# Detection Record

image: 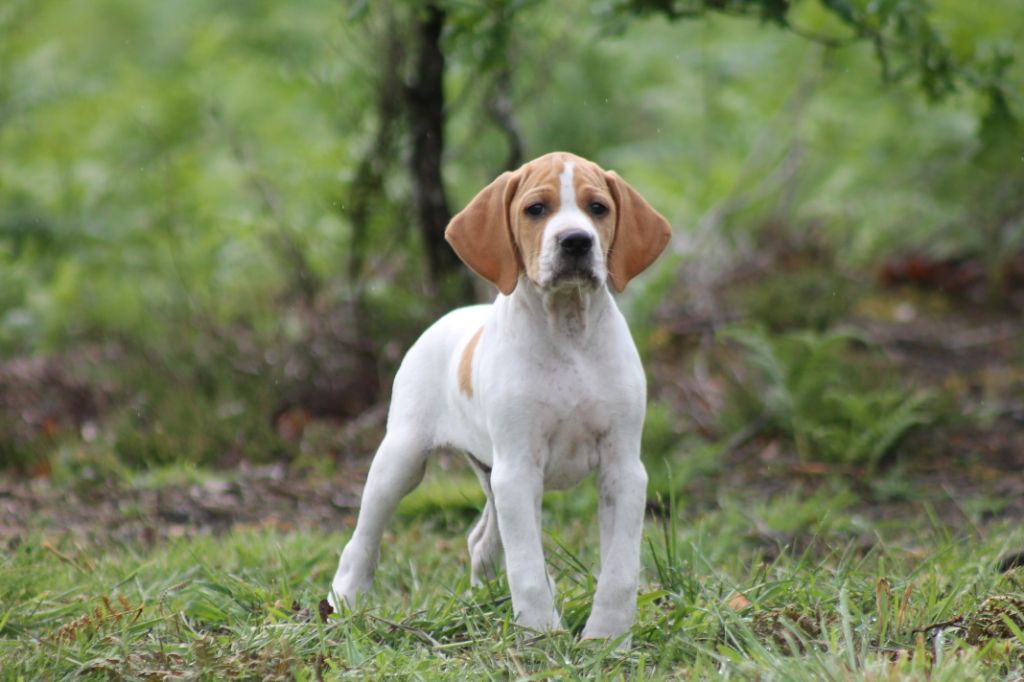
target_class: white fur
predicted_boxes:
[329,161,648,645]
[537,162,607,287]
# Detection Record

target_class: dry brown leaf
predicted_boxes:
[726,592,752,611]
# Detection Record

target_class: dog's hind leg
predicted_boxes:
[329,431,429,609]
[466,454,503,586]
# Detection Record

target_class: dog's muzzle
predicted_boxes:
[550,230,600,285]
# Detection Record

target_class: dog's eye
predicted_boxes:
[525,203,547,217]
[588,202,609,217]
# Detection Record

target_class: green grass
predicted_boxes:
[3,479,1023,679]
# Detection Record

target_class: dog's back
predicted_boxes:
[386,303,492,447]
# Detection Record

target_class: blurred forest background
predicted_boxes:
[2,0,1023,511]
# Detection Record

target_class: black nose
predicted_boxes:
[559,230,593,258]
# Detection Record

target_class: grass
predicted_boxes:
[3,469,1024,680]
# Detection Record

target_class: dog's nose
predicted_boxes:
[559,231,593,258]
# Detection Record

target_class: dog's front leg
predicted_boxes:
[491,456,562,632]
[582,456,648,642]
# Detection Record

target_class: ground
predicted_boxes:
[3,253,1024,679]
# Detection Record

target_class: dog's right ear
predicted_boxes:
[445,171,521,295]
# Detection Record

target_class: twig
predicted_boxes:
[368,614,443,649]
[41,541,88,572]
[784,21,857,49]
[911,615,964,636]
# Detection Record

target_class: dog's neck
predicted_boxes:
[505,277,613,344]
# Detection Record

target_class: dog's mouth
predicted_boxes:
[548,267,601,289]
[534,243,606,291]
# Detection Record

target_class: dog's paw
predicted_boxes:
[579,630,632,651]
[325,587,357,613]
[581,612,634,649]
[327,574,371,612]
[514,606,565,633]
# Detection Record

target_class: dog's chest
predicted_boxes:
[539,408,606,489]
[521,357,626,489]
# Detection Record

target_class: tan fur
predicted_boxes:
[604,170,672,292]
[445,152,670,294]
[445,172,521,295]
[458,326,484,397]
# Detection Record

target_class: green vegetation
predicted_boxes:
[721,326,933,470]
[3,0,1024,677]
[4,0,1021,473]
[3,485,1024,678]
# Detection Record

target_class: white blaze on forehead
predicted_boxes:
[537,159,607,285]
[559,161,576,209]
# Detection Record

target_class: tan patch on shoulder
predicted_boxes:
[458,326,485,398]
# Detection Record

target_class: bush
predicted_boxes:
[720,326,933,470]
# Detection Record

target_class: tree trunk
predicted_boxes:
[406,3,464,290]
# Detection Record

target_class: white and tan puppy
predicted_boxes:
[329,151,671,641]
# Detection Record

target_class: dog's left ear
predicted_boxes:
[445,171,521,295]
[604,171,672,293]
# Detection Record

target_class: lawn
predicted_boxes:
[3,458,1024,679]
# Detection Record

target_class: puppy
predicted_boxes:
[329,151,671,641]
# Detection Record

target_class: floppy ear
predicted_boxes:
[605,170,673,293]
[445,171,521,295]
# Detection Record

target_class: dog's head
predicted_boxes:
[445,152,672,295]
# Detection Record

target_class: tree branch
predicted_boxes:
[486,69,524,172]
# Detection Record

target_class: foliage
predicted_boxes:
[730,263,863,332]
[0,0,1022,475]
[641,400,724,501]
[721,326,934,469]
[608,0,1022,105]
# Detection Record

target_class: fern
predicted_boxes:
[722,326,933,470]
